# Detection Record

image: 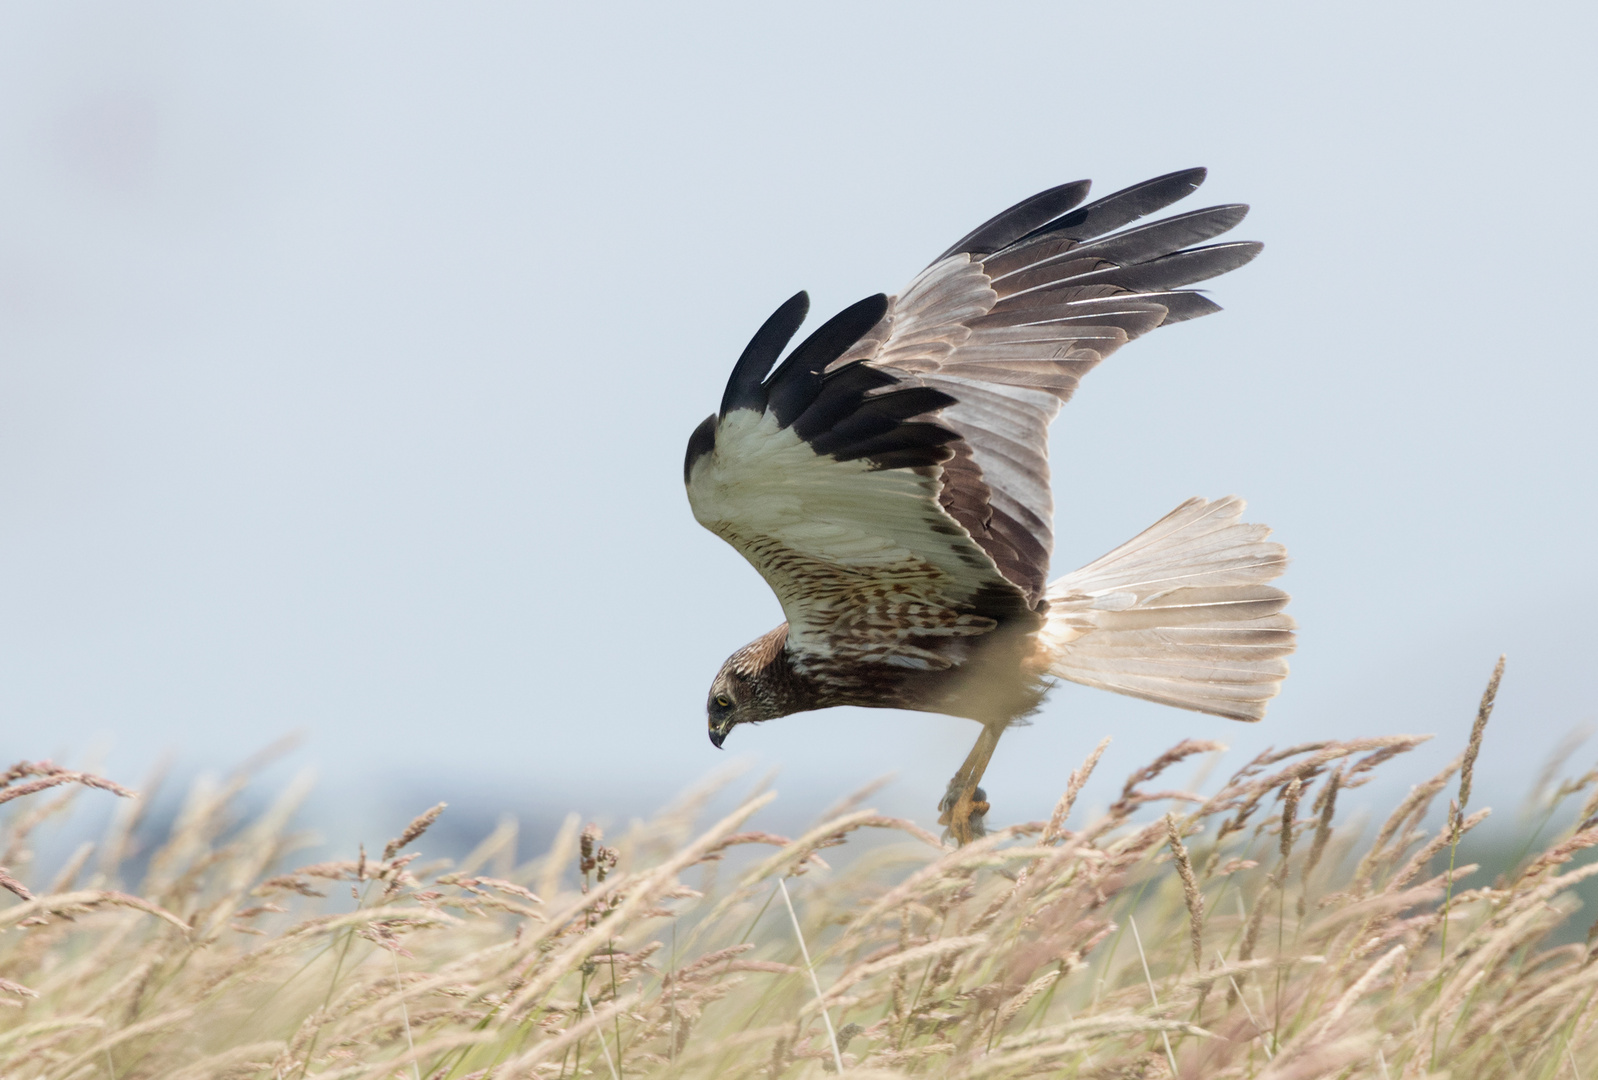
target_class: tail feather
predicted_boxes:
[1042,497,1295,722]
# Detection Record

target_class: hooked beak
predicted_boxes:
[708,725,727,749]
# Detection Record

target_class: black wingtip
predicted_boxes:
[933,178,1094,263]
[1146,166,1208,195]
[1019,167,1211,246]
[764,293,890,428]
[1146,291,1225,324]
[684,413,717,484]
[719,291,810,419]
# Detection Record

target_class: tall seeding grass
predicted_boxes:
[4,659,1598,1078]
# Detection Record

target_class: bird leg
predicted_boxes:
[938,722,1004,845]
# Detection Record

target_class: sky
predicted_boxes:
[2,2,1595,845]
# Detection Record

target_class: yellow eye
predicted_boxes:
[715,695,732,708]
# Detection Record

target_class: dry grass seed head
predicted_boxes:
[1456,655,1506,822]
[384,802,448,862]
[1164,814,1205,971]
[6,718,1598,1080]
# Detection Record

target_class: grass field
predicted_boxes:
[4,659,1598,1079]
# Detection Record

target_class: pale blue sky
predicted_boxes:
[2,2,1594,836]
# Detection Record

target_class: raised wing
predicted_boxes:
[685,169,1259,670]
[832,168,1260,604]
[685,295,1032,673]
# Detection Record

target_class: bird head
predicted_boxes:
[705,671,740,749]
[705,633,798,748]
[706,664,763,748]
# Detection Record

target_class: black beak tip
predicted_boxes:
[709,728,726,749]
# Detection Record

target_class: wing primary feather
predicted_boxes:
[973,290,1221,329]
[827,421,962,466]
[932,179,1093,262]
[805,386,958,454]
[719,290,810,419]
[1143,290,1223,324]
[1052,242,1263,293]
[1044,204,1249,268]
[764,293,890,427]
[789,362,901,441]
[1017,167,1208,245]
[862,445,959,471]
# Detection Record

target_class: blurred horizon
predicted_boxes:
[3,3,1596,843]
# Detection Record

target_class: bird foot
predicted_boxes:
[938,781,989,846]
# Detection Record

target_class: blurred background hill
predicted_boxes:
[2,2,1595,854]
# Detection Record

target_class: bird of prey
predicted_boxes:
[683,168,1295,843]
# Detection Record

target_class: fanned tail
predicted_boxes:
[1041,497,1295,722]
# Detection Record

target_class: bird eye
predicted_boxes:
[715,694,732,708]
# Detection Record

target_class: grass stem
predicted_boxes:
[584,991,621,1080]
[1128,914,1179,1077]
[779,877,845,1074]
